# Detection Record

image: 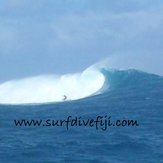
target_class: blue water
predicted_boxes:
[0,69,163,163]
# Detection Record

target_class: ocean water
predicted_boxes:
[0,69,163,163]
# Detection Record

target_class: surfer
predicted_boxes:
[63,95,67,101]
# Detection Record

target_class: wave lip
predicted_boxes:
[0,68,105,105]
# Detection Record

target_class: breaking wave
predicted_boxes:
[0,67,105,104]
[0,60,162,105]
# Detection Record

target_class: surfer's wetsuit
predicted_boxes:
[63,95,67,101]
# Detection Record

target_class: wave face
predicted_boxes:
[101,68,163,90]
[0,67,104,104]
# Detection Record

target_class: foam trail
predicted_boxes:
[0,67,105,104]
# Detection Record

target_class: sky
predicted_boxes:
[0,0,163,81]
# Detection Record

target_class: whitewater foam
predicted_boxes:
[0,67,105,104]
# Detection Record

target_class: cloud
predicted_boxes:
[0,24,19,54]
[0,0,163,80]
[48,7,163,50]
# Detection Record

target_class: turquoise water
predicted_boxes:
[0,69,163,163]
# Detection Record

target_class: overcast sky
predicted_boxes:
[0,0,163,81]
